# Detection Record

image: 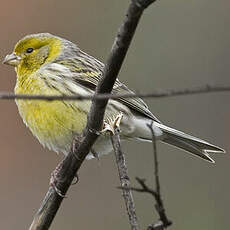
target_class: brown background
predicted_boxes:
[0,0,229,229]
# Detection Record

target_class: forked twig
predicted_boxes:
[119,123,172,229]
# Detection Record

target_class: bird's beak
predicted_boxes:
[2,53,21,66]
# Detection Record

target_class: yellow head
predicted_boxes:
[3,33,63,75]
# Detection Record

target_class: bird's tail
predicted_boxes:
[155,123,225,163]
[133,117,225,163]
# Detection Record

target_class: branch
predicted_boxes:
[0,84,229,101]
[147,123,160,196]
[119,123,172,230]
[144,122,172,228]
[29,0,156,229]
[111,127,139,230]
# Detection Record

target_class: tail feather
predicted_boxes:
[155,123,225,163]
[163,134,215,163]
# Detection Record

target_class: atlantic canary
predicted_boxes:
[3,33,225,162]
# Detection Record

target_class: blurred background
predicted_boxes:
[0,0,229,229]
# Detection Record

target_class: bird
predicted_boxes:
[3,33,225,163]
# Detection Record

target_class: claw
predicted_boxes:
[49,160,67,198]
[91,149,100,160]
[102,122,115,135]
[101,112,123,135]
[71,173,79,185]
[53,184,66,198]
[50,170,67,198]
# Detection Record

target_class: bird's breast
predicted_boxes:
[14,75,88,153]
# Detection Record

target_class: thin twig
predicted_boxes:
[29,0,156,229]
[111,128,139,230]
[119,123,172,229]
[121,177,172,230]
[147,122,160,199]
[147,122,171,229]
[0,84,229,101]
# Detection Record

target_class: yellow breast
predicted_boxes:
[15,73,89,153]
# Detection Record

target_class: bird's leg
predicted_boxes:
[88,112,123,136]
[101,112,123,135]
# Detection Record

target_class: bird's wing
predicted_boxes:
[53,55,160,122]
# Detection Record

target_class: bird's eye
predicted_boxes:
[26,48,34,53]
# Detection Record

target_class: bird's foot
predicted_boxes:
[101,112,123,135]
[91,148,100,160]
[49,160,80,197]
[50,162,66,198]
[71,173,79,185]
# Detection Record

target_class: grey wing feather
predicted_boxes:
[111,81,161,122]
[79,75,160,122]
[55,52,160,122]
